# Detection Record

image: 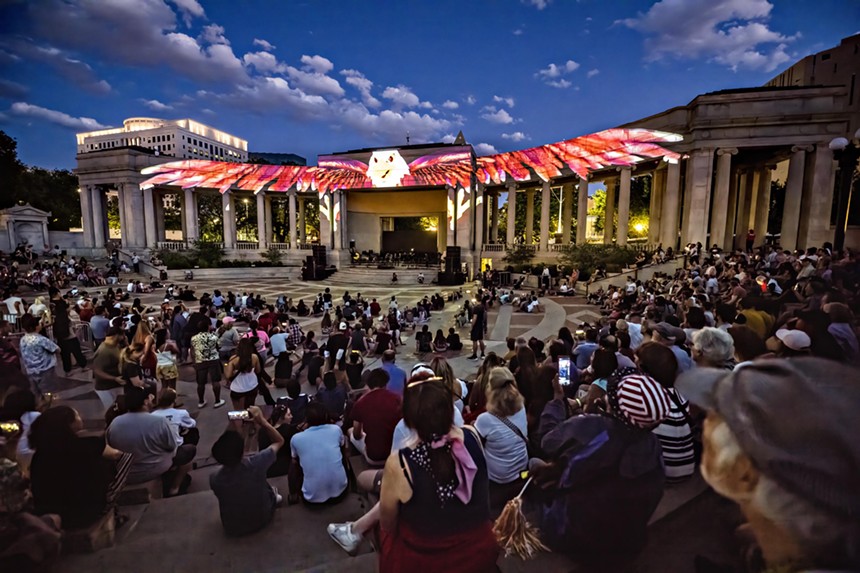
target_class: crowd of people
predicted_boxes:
[0,237,858,573]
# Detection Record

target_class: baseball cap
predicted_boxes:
[222,317,235,325]
[775,328,811,351]
[339,322,347,331]
[653,321,685,344]
[676,358,860,517]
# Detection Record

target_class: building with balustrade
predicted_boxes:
[73,35,859,271]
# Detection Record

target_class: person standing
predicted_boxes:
[131,253,140,274]
[50,291,86,375]
[190,322,225,409]
[18,314,59,396]
[467,300,486,360]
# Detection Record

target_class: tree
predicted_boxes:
[0,130,81,230]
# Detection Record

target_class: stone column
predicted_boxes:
[576,175,588,244]
[525,189,535,244]
[660,161,681,249]
[649,168,666,246]
[723,167,739,250]
[183,189,198,242]
[298,197,306,243]
[490,193,499,243]
[264,195,274,243]
[143,186,157,248]
[603,177,617,245]
[802,143,836,248]
[115,185,127,246]
[332,191,343,250]
[154,193,165,243]
[91,186,106,249]
[734,170,756,250]
[127,183,145,249]
[222,192,236,249]
[340,191,349,249]
[710,148,737,250]
[753,165,774,247]
[447,185,458,246]
[686,148,715,248]
[473,187,485,254]
[617,167,632,246]
[781,145,812,251]
[505,182,517,245]
[256,192,267,249]
[79,185,94,248]
[562,183,573,244]
[539,181,551,251]
[288,191,298,249]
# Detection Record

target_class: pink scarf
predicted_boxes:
[430,434,478,504]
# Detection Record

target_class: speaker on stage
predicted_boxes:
[312,245,327,267]
[445,246,461,274]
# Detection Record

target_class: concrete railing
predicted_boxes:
[482,243,505,252]
[548,243,568,252]
[297,243,315,250]
[157,241,188,251]
[269,242,290,250]
[235,242,258,251]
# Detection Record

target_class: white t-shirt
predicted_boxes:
[290,425,348,503]
[391,407,464,453]
[4,296,24,316]
[151,408,196,446]
[474,408,529,484]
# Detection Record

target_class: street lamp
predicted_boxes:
[829,128,860,252]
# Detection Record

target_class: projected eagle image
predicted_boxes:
[366,150,412,187]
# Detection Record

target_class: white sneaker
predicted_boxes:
[213,399,226,409]
[198,401,207,408]
[327,522,362,555]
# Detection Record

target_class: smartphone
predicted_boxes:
[227,410,250,421]
[0,421,21,435]
[558,356,572,386]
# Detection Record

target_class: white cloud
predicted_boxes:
[493,95,515,108]
[242,51,287,74]
[502,131,528,142]
[168,0,205,26]
[522,0,551,9]
[0,79,28,99]
[465,95,476,105]
[382,85,420,108]
[537,59,580,79]
[619,0,798,72]
[587,68,600,78]
[513,28,524,36]
[481,106,515,124]
[474,143,498,155]
[299,54,334,74]
[252,38,276,51]
[341,69,381,108]
[141,98,173,111]
[10,101,108,130]
[442,100,459,109]
[0,40,111,94]
[201,24,229,45]
[441,134,456,144]
[337,100,453,143]
[546,79,572,88]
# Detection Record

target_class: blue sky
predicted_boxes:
[1,0,858,170]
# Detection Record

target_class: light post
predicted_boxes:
[829,128,860,252]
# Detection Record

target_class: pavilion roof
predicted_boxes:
[140,128,682,195]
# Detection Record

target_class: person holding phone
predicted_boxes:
[210,406,286,536]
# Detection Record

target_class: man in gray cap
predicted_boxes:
[651,321,694,373]
[677,358,860,572]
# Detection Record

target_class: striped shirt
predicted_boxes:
[652,388,695,481]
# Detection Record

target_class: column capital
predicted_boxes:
[615,165,632,172]
[505,180,517,191]
[791,144,814,153]
[717,147,738,156]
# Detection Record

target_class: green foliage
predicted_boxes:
[502,243,535,268]
[190,240,225,268]
[0,131,82,230]
[260,246,284,265]
[154,249,194,269]
[558,244,638,275]
[197,194,225,242]
[589,189,608,233]
[589,176,652,238]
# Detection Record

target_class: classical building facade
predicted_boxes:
[77,117,248,162]
[74,37,859,265]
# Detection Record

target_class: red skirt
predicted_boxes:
[379,520,499,573]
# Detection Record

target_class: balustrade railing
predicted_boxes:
[297,243,315,250]
[157,241,188,251]
[482,243,505,252]
[269,242,290,250]
[235,242,258,251]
